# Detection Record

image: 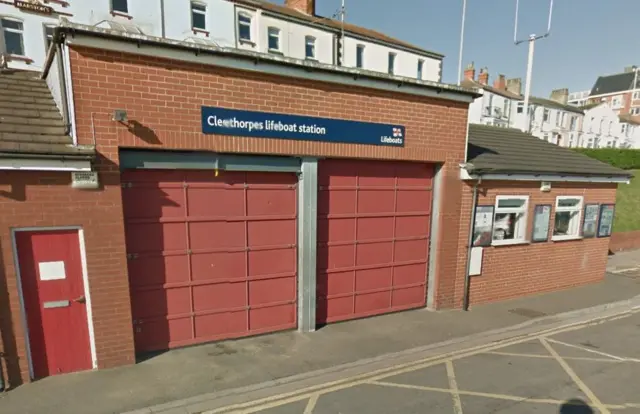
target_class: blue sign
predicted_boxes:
[201,106,405,147]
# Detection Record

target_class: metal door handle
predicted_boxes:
[72,295,86,304]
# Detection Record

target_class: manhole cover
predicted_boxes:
[508,308,548,318]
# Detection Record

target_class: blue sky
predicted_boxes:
[274,0,640,97]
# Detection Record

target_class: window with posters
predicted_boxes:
[597,204,615,238]
[472,205,494,247]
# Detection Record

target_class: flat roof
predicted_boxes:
[51,20,480,104]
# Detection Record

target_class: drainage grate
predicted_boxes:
[508,308,548,318]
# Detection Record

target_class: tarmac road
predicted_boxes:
[205,309,640,414]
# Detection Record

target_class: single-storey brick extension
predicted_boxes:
[0,22,630,386]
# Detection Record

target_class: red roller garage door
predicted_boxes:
[317,159,433,324]
[122,169,297,353]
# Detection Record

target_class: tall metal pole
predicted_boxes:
[514,0,554,132]
[521,35,535,132]
[340,0,345,66]
[457,0,467,85]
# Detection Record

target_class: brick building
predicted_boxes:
[0,21,630,388]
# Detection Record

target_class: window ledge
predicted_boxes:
[110,10,133,19]
[491,240,529,247]
[8,55,34,65]
[552,235,583,242]
[268,49,284,55]
[239,39,255,46]
[192,28,209,36]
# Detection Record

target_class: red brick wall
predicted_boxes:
[67,46,470,309]
[464,181,617,306]
[0,44,473,384]
[0,171,133,387]
[610,230,640,252]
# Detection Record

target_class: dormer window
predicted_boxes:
[111,0,128,14]
[191,2,207,31]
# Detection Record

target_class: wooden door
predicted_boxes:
[16,230,91,378]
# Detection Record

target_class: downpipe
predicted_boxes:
[463,177,481,311]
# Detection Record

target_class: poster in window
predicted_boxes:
[582,204,599,238]
[597,204,615,238]
[472,205,494,247]
[532,204,551,242]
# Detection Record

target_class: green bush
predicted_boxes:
[573,149,640,170]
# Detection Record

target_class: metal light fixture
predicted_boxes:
[113,109,128,123]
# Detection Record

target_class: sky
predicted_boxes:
[273,0,640,97]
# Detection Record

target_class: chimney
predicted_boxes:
[284,0,315,15]
[493,74,506,91]
[550,88,569,105]
[506,78,522,96]
[624,65,638,73]
[463,62,475,81]
[478,67,489,85]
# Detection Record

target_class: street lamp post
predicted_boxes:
[514,0,554,132]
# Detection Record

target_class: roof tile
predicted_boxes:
[467,124,630,178]
[0,69,95,159]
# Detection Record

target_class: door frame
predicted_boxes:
[11,226,98,379]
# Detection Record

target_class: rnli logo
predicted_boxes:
[393,127,403,138]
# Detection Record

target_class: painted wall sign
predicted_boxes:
[201,106,405,147]
[14,0,54,14]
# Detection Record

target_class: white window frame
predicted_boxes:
[191,2,207,31]
[388,52,396,75]
[612,96,622,109]
[543,108,550,122]
[267,27,281,52]
[621,123,627,134]
[110,0,129,14]
[237,12,253,43]
[492,195,529,246]
[417,59,424,80]
[356,44,365,68]
[552,196,583,241]
[304,35,315,59]
[1,17,25,57]
[633,91,640,100]
[631,107,640,116]
[43,24,55,53]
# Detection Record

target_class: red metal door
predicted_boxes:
[15,230,91,378]
[317,159,433,324]
[122,170,297,353]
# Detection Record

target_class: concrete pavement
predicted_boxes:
[1,254,640,414]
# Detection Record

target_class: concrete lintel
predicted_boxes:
[297,157,318,332]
